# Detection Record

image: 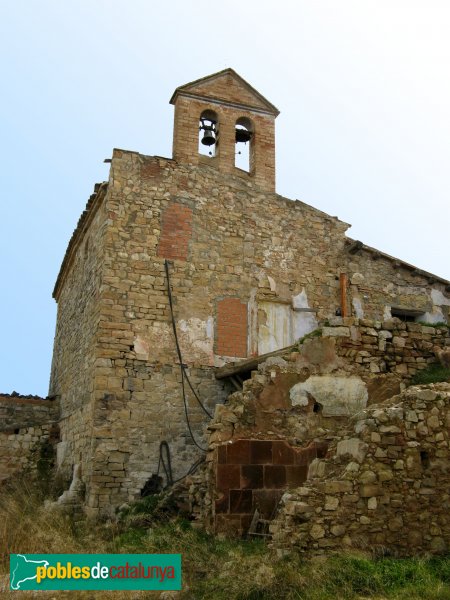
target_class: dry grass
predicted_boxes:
[1,481,449,600]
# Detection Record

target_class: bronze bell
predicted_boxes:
[201,126,216,146]
[235,127,252,144]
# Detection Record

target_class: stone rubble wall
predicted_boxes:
[49,145,449,517]
[270,383,450,556]
[0,423,58,483]
[49,183,109,489]
[78,149,354,517]
[86,365,228,518]
[326,317,449,378]
[344,251,450,324]
[189,321,449,541]
[0,394,59,483]
[0,394,59,431]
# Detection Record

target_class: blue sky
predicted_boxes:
[1,0,449,396]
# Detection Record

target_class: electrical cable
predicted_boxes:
[156,441,205,489]
[164,259,210,452]
[164,259,213,419]
[157,441,173,486]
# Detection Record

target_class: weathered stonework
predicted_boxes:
[0,394,59,482]
[3,69,448,526]
[270,383,450,556]
[189,321,450,547]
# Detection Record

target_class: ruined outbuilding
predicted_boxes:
[1,70,449,552]
[188,320,450,556]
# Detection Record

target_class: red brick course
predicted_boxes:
[157,203,193,261]
[214,439,327,534]
[216,298,248,358]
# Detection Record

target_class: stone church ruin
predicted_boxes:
[1,69,449,555]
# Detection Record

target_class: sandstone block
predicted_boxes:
[322,327,350,337]
[310,524,325,539]
[324,496,339,510]
[337,438,368,463]
[360,484,382,497]
[330,524,346,536]
[323,480,353,494]
[367,497,377,510]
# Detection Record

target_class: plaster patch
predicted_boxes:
[293,312,318,340]
[290,375,368,416]
[267,275,277,292]
[248,288,258,357]
[292,289,318,339]
[431,288,450,307]
[421,307,446,324]
[289,386,309,406]
[352,297,364,319]
[257,302,291,354]
[178,317,214,364]
[292,289,309,309]
[135,324,173,360]
[134,336,150,359]
[56,442,68,469]
[205,316,214,338]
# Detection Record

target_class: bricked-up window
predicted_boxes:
[157,203,193,261]
[216,298,248,358]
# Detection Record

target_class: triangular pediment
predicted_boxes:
[170,68,279,116]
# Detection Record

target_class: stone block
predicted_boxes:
[323,480,353,494]
[359,484,383,497]
[322,327,350,337]
[324,496,339,510]
[330,524,346,536]
[310,524,325,539]
[336,438,368,463]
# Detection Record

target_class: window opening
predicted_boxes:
[420,450,430,468]
[313,401,323,414]
[235,117,253,172]
[391,308,424,323]
[199,110,218,157]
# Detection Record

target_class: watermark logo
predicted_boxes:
[10,554,181,591]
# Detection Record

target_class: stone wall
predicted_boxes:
[49,183,109,486]
[343,246,450,324]
[191,321,449,539]
[270,383,450,556]
[74,149,354,517]
[0,394,59,431]
[325,317,449,379]
[50,139,450,519]
[49,76,449,519]
[0,394,59,483]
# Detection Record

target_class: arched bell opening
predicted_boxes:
[235,117,253,172]
[198,109,219,158]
